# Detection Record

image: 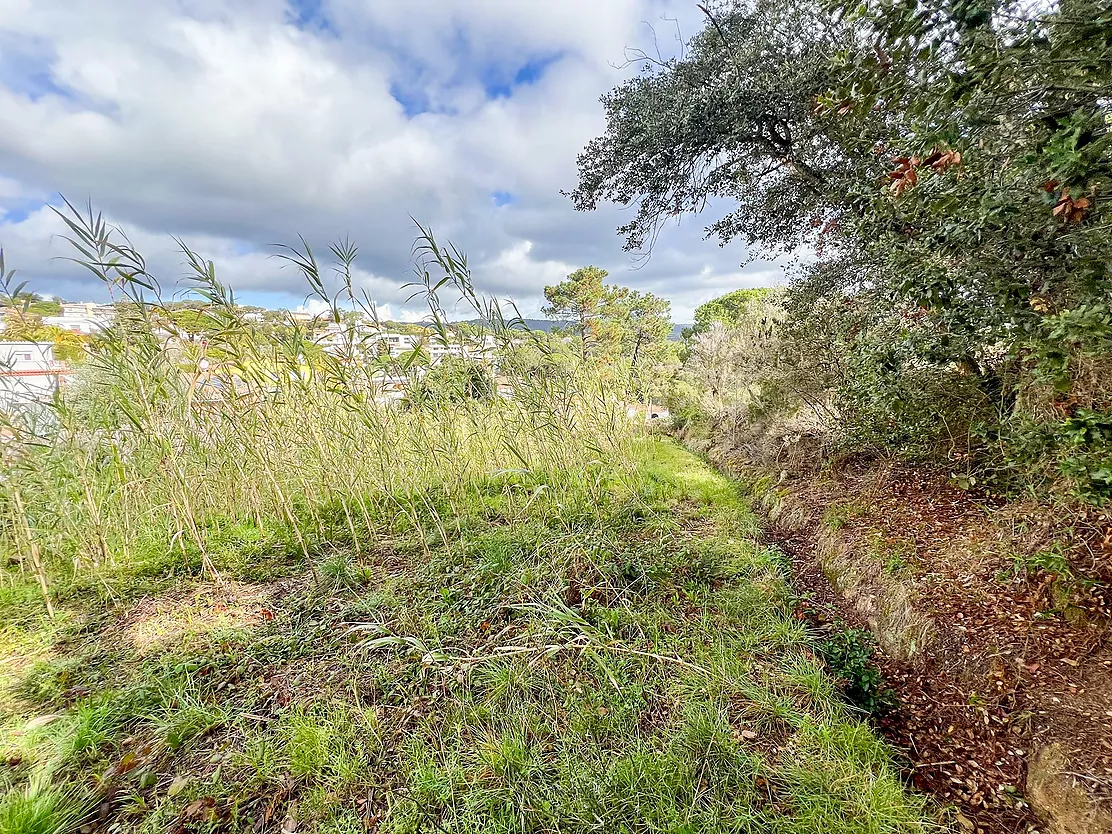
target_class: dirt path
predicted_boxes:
[766,520,1037,834]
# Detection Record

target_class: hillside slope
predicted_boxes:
[730,457,1112,834]
[0,441,933,834]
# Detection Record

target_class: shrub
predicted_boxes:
[817,628,897,718]
[406,357,496,406]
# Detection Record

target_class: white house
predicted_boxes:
[378,332,421,357]
[44,302,114,335]
[0,342,67,408]
[62,302,113,318]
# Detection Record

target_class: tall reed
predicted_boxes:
[0,203,636,612]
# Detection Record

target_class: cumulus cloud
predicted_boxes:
[0,0,783,321]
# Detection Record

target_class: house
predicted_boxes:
[62,302,113,318]
[317,323,367,357]
[378,332,421,357]
[428,343,456,362]
[44,302,114,335]
[0,342,69,409]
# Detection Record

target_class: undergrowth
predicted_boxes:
[817,627,899,719]
[0,440,933,833]
[0,220,932,832]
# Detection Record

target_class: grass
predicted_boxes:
[0,774,87,834]
[822,501,872,531]
[865,533,918,577]
[0,439,934,833]
[0,219,933,832]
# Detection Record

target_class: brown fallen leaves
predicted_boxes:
[1044,181,1092,223]
[759,464,1112,834]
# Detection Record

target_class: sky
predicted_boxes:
[0,0,787,323]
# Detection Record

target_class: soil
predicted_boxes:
[757,463,1112,834]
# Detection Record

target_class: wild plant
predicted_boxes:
[0,202,637,613]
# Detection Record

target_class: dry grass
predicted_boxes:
[113,582,278,655]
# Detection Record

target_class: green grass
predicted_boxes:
[0,439,933,833]
[0,774,87,834]
[823,501,871,531]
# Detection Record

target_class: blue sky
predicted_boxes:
[0,0,785,322]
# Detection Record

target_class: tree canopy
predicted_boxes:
[688,288,776,338]
[569,0,868,256]
[574,0,1112,501]
[543,267,676,399]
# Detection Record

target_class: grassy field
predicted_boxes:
[0,222,933,832]
[0,438,932,834]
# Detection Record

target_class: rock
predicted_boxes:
[1026,744,1112,834]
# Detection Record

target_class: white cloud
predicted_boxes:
[0,0,780,322]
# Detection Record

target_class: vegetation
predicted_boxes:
[684,289,776,340]
[405,356,496,405]
[2,1,1107,825]
[0,438,931,833]
[670,291,783,428]
[0,290,62,321]
[543,266,677,401]
[0,265,88,364]
[0,208,936,832]
[816,629,898,718]
[574,0,1112,503]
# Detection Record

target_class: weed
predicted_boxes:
[1010,544,1099,612]
[239,704,379,792]
[149,685,229,752]
[1014,545,1075,581]
[817,627,899,718]
[320,553,358,589]
[866,533,918,576]
[0,773,87,834]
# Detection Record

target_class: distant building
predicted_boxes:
[381,332,497,363]
[62,302,113,318]
[379,333,421,357]
[0,342,69,408]
[626,403,671,423]
[428,343,454,361]
[44,302,114,335]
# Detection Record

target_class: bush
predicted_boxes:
[575,0,1112,504]
[817,627,897,718]
[406,357,496,406]
[987,408,1112,505]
